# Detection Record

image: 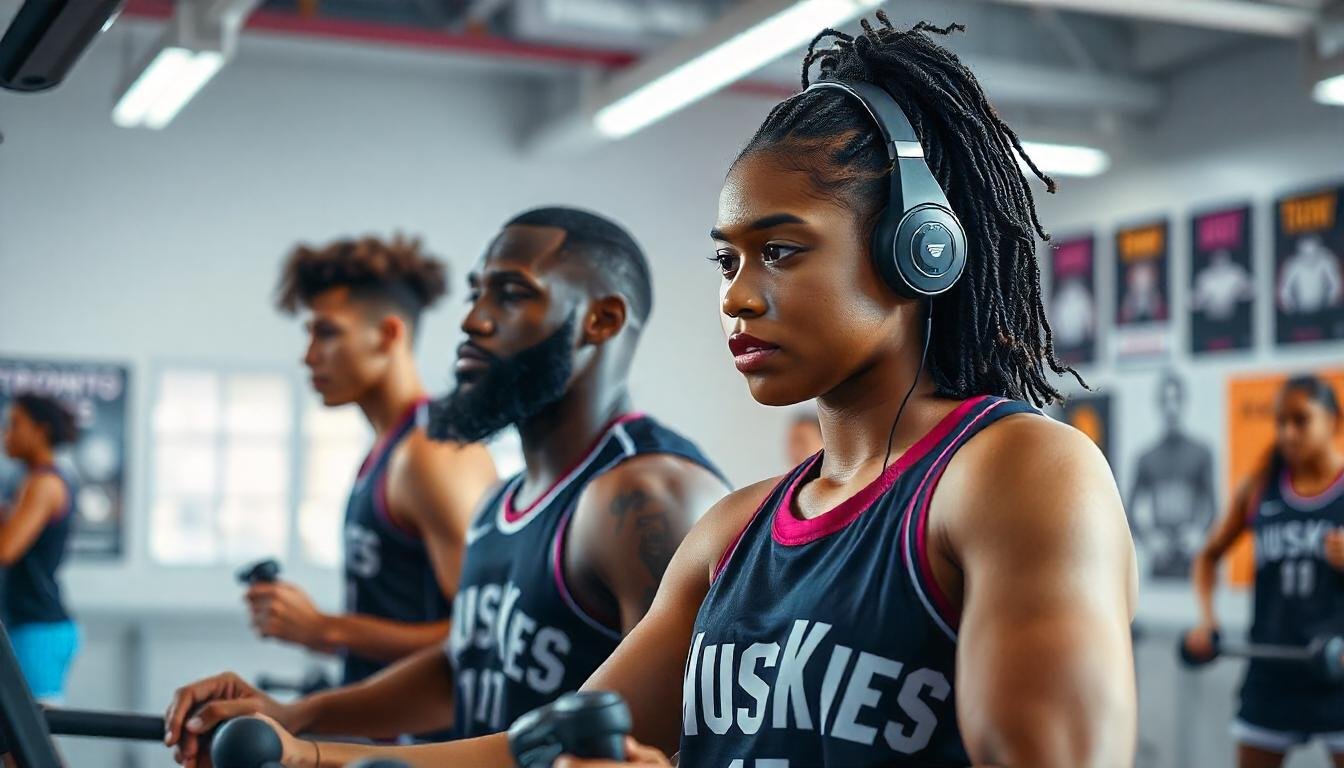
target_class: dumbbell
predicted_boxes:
[1178,629,1344,682]
[508,691,632,767]
[236,558,281,585]
[210,716,412,768]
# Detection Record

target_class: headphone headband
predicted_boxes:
[801,77,967,298]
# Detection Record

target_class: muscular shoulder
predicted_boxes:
[934,412,1135,614]
[937,413,1128,555]
[386,430,498,529]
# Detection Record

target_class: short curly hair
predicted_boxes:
[276,235,448,336]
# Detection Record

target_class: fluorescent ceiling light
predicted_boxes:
[594,0,880,139]
[113,47,224,130]
[1312,74,1344,106]
[1019,141,1111,178]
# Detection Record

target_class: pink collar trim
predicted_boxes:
[502,412,646,524]
[772,396,990,546]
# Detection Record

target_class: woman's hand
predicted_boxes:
[554,737,673,767]
[1184,622,1219,661]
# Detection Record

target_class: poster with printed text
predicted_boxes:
[1190,205,1254,354]
[1048,234,1097,366]
[1115,220,1172,361]
[0,359,129,558]
[1275,184,1344,345]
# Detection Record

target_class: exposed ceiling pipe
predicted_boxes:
[973,0,1319,37]
[120,0,639,68]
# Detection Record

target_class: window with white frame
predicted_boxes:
[149,370,294,564]
[297,402,371,568]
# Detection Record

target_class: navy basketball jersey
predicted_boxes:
[447,413,723,738]
[342,397,450,685]
[2,465,76,626]
[1240,464,1344,731]
[680,396,1037,767]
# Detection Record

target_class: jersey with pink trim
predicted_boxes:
[679,396,1036,767]
[1240,462,1344,732]
[341,398,442,686]
[446,414,723,738]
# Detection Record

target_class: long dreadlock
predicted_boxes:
[738,12,1083,406]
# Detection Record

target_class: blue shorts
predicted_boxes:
[10,621,79,704]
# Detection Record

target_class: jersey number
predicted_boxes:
[458,668,507,731]
[1280,559,1315,598]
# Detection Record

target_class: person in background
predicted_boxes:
[1188,374,1344,768]
[245,236,498,686]
[1,394,81,704]
[785,409,823,468]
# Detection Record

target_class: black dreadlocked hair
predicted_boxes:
[738,12,1082,406]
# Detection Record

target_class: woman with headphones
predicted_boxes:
[228,16,1138,767]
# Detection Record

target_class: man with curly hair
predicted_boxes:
[247,235,497,686]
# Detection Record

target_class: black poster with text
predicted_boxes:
[1048,234,1098,365]
[1190,205,1254,354]
[0,359,130,558]
[1115,220,1172,360]
[1275,184,1344,345]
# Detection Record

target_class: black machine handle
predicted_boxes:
[210,717,284,768]
[237,558,281,585]
[43,708,165,741]
[508,691,631,767]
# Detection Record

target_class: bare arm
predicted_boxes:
[326,435,496,660]
[1192,475,1256,630]
[247,437,496,660]
[389,435,497,615]
[944,417,1137,768]
[0,474,64,566]
[580,480,774,754]
[246,582,450,660]
[566,454,728,633]
[295,645,456,738]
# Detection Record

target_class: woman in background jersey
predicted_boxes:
[1,394,80,704]
[1188,375,1344,768]
[219,16,1137,767]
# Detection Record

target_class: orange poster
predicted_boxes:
[1224,369,1344,586]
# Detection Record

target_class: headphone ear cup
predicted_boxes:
[891,205,967,297]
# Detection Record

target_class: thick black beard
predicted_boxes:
[427,315,577,443]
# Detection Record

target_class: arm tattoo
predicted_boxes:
[609,487,677,605]
[610,488,649,533]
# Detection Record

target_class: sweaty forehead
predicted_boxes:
[482,224,568,274]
